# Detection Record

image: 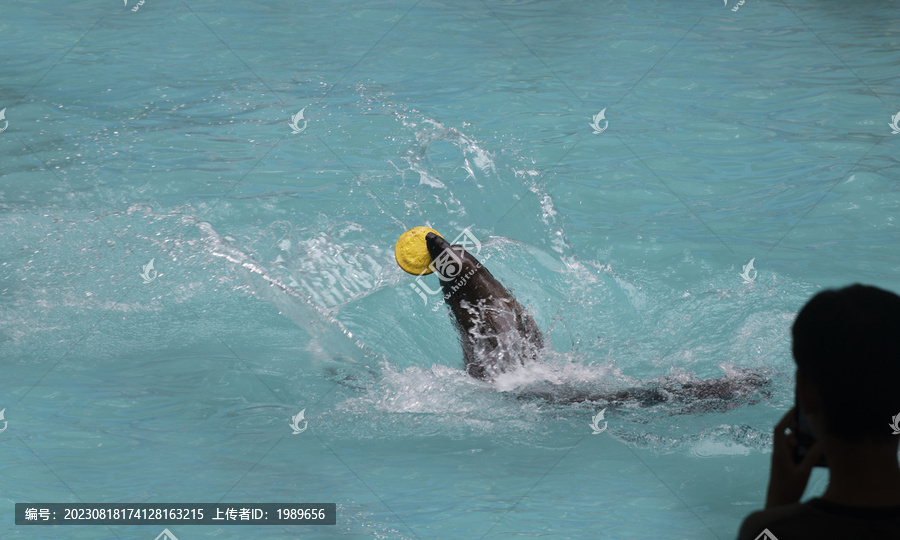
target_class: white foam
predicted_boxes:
[689,440,752,458]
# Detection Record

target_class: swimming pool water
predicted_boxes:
[2,0,899,538]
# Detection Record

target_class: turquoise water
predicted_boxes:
[2,0,899,538]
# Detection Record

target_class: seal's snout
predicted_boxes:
[425,232,451,259]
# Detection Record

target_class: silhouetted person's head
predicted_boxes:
[792,284,900,444]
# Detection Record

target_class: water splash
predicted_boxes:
[187,216,381,368]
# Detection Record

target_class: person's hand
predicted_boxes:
[764,407,824,509]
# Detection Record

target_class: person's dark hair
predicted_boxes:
[792,284,900,443]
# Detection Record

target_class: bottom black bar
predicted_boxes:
[15,503,336,525]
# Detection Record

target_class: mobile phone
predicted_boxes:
[793,394,827,467]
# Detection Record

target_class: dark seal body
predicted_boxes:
[421,233,768,410]
[425,232,543,381]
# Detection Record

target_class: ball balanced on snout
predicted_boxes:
[394,226,443,276]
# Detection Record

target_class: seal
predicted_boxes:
[390,228,768,410]
[425,232,543,381]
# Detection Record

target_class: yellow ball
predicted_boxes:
[395,227,442,275]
